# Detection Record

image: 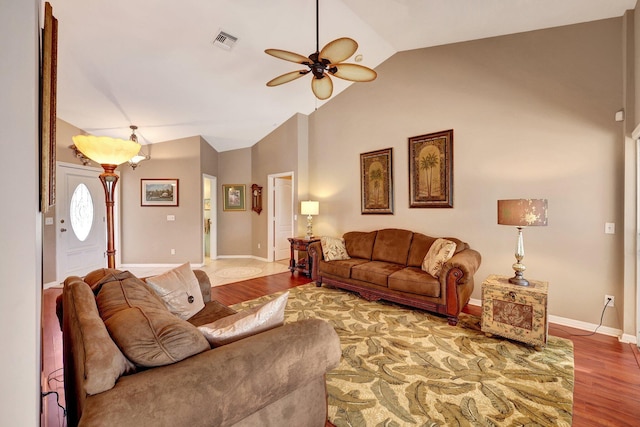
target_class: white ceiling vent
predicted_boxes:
[213,31,238,50]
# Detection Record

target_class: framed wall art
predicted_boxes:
[223,184,246,211]
[408,129,453,208]
[40,2,58,213]
[360,148,394,214]
[141,179,179,206]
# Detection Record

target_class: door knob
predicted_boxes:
[60,228,67,232]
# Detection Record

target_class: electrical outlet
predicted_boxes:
[258,243,261,249]
[171,249,175,255]
[604,295,614,307]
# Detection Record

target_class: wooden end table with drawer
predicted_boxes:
[288,237,320,278]
[481,274,549,349]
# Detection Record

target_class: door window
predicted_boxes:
[70,183,94,242]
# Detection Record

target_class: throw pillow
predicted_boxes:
[145,262,205,320]
[198,291,289,346]
[422,238,457,277]
[97,275,210,368]
[321,236,351,261]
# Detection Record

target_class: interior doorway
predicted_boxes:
[267,172,294,262]
[56,162,108,281]
[203,175,217,262]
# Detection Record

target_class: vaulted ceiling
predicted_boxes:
[49,0,636,152]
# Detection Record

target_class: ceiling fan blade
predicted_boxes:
[266,70,309,87]
[329,63,377,82]
[311,75,333,100]
[319,38,358,64]
[264,49,310,64]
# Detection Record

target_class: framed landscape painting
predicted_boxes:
[141,179,179,206]
[408,129,453,208]
[360,148,393,214]
[223,184,246,211]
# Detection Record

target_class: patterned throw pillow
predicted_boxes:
[422,238,457,277]
[321,236,351,261]
[198,292,288,346]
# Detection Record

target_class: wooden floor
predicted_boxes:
[42,272,640,427]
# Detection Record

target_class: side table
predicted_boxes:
[288,237,320,278]
[481,274,549,349]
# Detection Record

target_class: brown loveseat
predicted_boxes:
[308,228,481,325]
[60,268,341,427]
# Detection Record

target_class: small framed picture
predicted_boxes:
[360,148,394,214]
[222,184,246,211]
[141,179,179,206]
[408,129,454,208]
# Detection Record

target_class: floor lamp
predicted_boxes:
[72,135,141,268]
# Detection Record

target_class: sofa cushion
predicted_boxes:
[371,228,413,265]
[145,262,206,320]
[319,258,370,279]
[65,277,135,395]
[96,275,210,368]
[388,267,441,297]
[407,233,468,268]
[198,292,288,346]
[187,300,237,327]
[351,261,404,287]
[343,231,377,260]
[422,238,457,277]
[320,236,350,261]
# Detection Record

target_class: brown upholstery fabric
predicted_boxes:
[318,258,369,278]
[96,276,210,367]
[406,233,438,268]
[388,267,441,297]
[407,233,469,268]
[64,277,135,396]
[372,228,413,265]
[343,231,377,260]
[78,319,341,427]
[351,261,404,287]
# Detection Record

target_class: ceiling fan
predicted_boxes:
[265,0,377,100]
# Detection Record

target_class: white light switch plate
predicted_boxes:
[605,222,615,234]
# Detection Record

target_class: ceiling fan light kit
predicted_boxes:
[265,0,377,100]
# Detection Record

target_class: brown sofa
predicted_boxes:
[60,268,341,427]
[309,228,481,325]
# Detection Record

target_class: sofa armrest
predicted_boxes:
[193,269,212,303]
[308,241,323,282]
[441,248,482,286]
[79,319,341,427]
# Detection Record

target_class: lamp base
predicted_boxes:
[508,275,530,286]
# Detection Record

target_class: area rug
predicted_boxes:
[232,284,574,427]
[214,266,262,279]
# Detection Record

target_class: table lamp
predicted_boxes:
[300,200,319,240]
[497,199,548,286]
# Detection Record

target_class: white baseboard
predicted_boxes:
[467,298,637,344]
[216,255,270,262]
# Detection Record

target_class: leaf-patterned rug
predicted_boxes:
[231,284,574,427]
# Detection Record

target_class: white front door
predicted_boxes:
[274,176,293,260]
[56,163,108,281]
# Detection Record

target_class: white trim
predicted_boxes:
[467,298,636,344]
[267,172,295,262]
[43,281,61,290]
[215,255,269,262]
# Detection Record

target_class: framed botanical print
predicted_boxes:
[141,179,179,206]
[408,129,453,208]
[360,148,393,214]
[222,184,246,211]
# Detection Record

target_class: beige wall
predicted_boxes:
[120,136,204,264]
[218,148,252,255]
[0,0,41,423]
[308,18,626,329]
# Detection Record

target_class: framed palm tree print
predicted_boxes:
[409,129,453,208]
[360,148,393,214]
